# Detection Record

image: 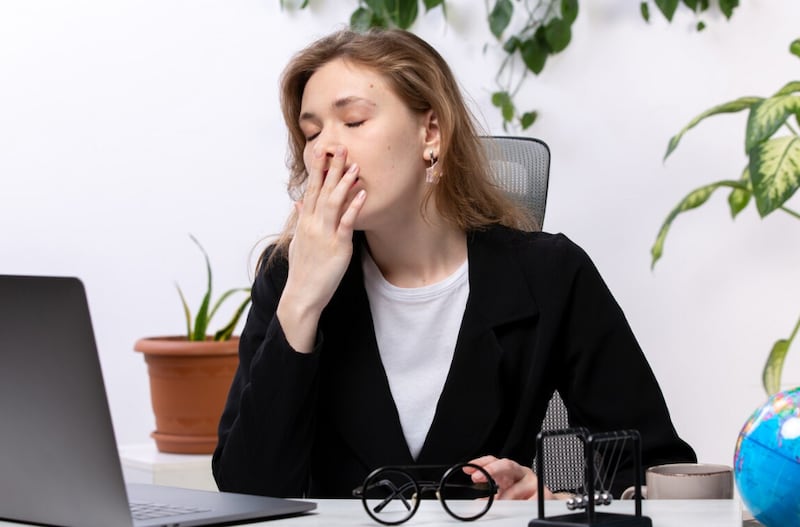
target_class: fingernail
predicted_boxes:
[335,145,345,157]
[313,146,323,158]
[346,163,359,175]
[356,189,366,200]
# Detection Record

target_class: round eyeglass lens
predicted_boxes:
[361,468,420,525]
[439,464,495,521]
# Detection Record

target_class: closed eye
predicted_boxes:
[305,131,320,142]
[346,120,366,128]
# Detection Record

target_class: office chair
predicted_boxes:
[482,136,550,231]
[482,136,584,493]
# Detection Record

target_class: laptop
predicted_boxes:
[0,275,316,527]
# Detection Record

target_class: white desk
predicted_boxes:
[0,498,746,526]
[234,499,742,526]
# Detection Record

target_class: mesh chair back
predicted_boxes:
[481,136,550,230]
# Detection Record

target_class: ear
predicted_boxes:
[421,109,441,159]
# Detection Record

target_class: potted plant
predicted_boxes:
[653,37,800,396]
[135,235,251,454]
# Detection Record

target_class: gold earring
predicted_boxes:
[425,150,441,184]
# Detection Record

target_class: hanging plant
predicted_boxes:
[279,0,738,130]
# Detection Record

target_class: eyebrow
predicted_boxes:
[299,96,376,123]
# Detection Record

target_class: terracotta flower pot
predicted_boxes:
[134,336,239,455]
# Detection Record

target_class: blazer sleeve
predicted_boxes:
[552,236,696,495]
[212,250,321,497]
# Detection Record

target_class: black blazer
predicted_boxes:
[212,226,695,498]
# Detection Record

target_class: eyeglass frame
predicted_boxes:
[352,462,498,525]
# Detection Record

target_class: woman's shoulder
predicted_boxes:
[472,224,590,266]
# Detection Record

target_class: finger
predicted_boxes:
[495,473,538,500]
[476,458,525,489]
[337,189,366,237]
[328,163,360,219]
[320,145,347,195]
[466,455,498,469]
[303,146,327,214]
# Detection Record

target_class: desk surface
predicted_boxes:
[237,499,742,527]
[0,498,743,526]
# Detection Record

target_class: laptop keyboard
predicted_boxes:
[130,501,211,520]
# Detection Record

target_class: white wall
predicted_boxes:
[2,0,799,468]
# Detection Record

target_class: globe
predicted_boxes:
[734,387,800,527]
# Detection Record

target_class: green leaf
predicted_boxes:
[774,80,800,96]
[488,0,513,39]
[385,0,419,29]
[503,36,520,53]
[791,39,800,60]
[208,287,250,325]
[745,94,800,153]
[214,294,252,341]
[520,37,548,74]
[719,0,739,19]
[561,0,578,24]
[727,167,752,219]
[176,284,193,338]
[682,0,698,11]
[749,136,800,217]
[520,111,537,129]
[650,180,746,268]
[640,2,650,22]
[491,91,514,122]
[654,0,679,21]
[664,96,763,161]
[189,234,213,341]
[491,91,511,108]
[423,0,444,10]
[763,339,790,395]
[544,18,571,53]
[350,7,375,31]
[364,0,385,13]
[501,99,514,122]
[696,20,705,31]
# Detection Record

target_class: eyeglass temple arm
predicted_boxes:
[365,479,416,514]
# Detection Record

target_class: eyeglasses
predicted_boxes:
[352,462,498,525]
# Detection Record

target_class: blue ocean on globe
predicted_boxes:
[734,387,800,527]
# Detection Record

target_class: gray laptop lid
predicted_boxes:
[0,275,315,527]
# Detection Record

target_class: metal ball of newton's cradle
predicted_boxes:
[565,491,613,511]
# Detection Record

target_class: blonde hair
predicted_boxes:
[266,28,534,266]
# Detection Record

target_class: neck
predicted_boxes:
[363,217,467,288]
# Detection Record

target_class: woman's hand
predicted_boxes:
[465,455,555,500]
[277,144,366,353]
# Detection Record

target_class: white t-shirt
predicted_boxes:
[361,250,469,460]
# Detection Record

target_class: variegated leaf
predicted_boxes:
[749,136,800,217]
[664,97,763,161]
[728,166,752,219]
[763,338,790,395]
[745,94,800,152]
[775,80,800,96]
[651,180,746,268]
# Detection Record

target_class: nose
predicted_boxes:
[313,128,343,159]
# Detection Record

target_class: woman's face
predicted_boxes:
[298,58,437,231]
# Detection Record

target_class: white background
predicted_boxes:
[2,0,799,468]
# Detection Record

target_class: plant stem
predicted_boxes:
[780,206,800,220]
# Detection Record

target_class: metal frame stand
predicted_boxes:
[529,428,651,527]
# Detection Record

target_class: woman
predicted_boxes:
[212,27,695,500]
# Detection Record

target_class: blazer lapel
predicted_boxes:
[321,244,414,469]
[418,227,539,463]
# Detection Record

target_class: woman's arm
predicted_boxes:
[211,260,321,497]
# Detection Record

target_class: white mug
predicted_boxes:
[621,463,734,499]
